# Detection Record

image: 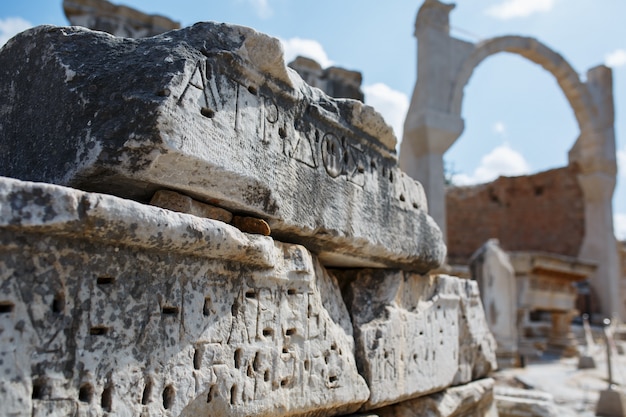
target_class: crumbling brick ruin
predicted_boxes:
[446,166,585,265]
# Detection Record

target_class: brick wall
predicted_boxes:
[446,165,585,264]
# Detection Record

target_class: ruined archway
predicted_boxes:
[400,0,621,319]
[449,35,598,139]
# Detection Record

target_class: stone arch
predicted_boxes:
[449,36,598,136]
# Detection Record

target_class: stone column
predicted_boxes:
[400,111,464,240]
[577,171,621,319]
[570,65,621,320]
[400,0,472,241]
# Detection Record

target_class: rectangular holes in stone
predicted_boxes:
[0,301,15,314]
[203,296,212,316]
[79,383,94,403]
[285,328,296,336]
[52,292,65,314]
[89,326,110,336]
[96,276,115,285]
[245,290,257,299]
[101,385,113,412]
[162,306,179,316]
[142,378,153,405]
[234,348,242,369]
[163,385,175,410]
[230,384,237,405]
[31,377,47,400]
[194,346,203,370]
[206,385,215,403]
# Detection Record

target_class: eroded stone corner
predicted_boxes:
[334,270,497,410]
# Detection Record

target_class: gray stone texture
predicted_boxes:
[337,269,498,410]
[374,378,498,417]
[494,387,565,417]
[0,176,370,417]
[0,23,445,273]
[289,56,365,101]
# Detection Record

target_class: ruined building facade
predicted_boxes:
[400,0,623,321]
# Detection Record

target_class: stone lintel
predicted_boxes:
[0,23,445,273]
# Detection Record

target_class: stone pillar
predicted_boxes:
[400,0,472,239]
[400,111,463,238]
[577,171,621,319]
[469,239,518,367]
[569,65,621,320]
[547,311,578,357]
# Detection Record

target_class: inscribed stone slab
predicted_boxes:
[0,24,445,272]
[0,176,369,417]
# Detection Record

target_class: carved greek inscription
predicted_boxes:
[177,60,371,187]
[288,130,318,168]
[321,133,343,178]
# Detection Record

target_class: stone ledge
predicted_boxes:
[0,23,445,273]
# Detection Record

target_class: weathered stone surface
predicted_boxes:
[0,23,445,273]
[63,0,180,38]
[374,378,498,417]
[289,56,365,101]
[446,166,585,265]
[0,176,370,417]
[494,387,564,417]
[470,239,518,368]
[337,270,497,409]
[150,189,234,223]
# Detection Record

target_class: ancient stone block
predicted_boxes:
[0,23,445,273]
[374,378,498,417]
[0,176,369,417]
[470,239,518,368]
[494,387,562,417]
[338,270,497,410]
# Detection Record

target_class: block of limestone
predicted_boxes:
[375,378,498,417]
[0,23,445,273]
[0,176,369,417]
[336,270,498,410]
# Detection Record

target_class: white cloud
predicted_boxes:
[280,38,333,68]
[247,0,272,19]
[615,213,626,241]
[606,49,626,68]
[485,0,555,20]
[363,83,410,147]
[0,17,32,47]
[451,143,532,185]
[493,121,507,136]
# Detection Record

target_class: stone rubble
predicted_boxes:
[0,15,499,417]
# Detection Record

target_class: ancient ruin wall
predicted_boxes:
[446,165,585,264]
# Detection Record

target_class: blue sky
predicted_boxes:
[1,0,625,239]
